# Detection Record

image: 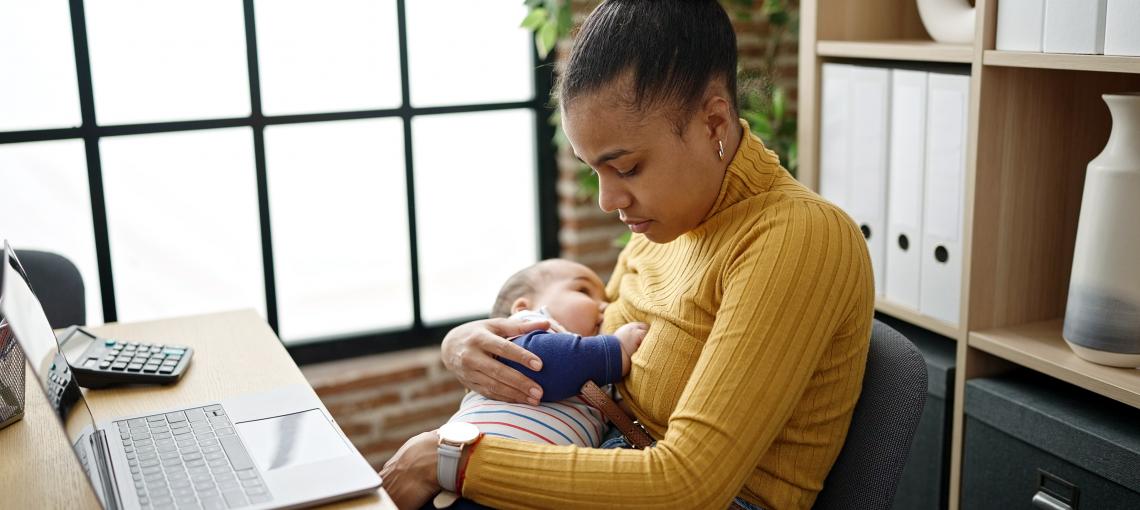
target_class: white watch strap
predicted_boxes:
[437,443,462,492]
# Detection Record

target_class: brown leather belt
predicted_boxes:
[579,380,654,449]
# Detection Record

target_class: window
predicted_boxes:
[0,0,558,363]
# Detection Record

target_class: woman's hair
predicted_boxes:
[558,0,738,133]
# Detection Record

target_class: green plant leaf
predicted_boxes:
[538,20,558,59]
[521,8,547,30]
[577,165,599,200]
[787,141,799,177]
[556,1,573,37]
[772,86,786,124]
[747,114,772,138]
[613,230,632,248]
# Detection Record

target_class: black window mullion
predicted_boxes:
[242,0,278,332]
[395,0,424,336]
[68,0,116,323]
[533,48,559,260]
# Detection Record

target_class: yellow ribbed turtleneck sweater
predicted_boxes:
[463,121,874,510]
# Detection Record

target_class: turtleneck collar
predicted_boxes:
[699,119,782,224]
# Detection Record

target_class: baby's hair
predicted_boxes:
[490,264,546,318]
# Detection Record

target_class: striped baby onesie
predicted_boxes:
[448,391,607,447]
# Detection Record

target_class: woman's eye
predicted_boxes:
[618,165,638,178]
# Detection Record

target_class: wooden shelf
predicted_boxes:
[969,319,1140,409]
[984,50,1140,74]
[875,298,960,339]
[817,40,974,64]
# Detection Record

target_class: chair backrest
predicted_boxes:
[14,250,86,329]
[814,319,928,510]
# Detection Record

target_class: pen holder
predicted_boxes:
[0,317,26,430]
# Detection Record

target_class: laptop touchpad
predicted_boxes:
[236,409,352,471]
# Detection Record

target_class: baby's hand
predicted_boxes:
[613,322,648,376]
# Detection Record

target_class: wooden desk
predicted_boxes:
[0,310,396,510]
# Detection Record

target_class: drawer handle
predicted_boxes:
[1033,469,1079,510]
[1032,491,1071,510]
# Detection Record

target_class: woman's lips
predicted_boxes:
[624,219,651,233]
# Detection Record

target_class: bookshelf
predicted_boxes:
[817,40,973,63]
[798,0,1140,508]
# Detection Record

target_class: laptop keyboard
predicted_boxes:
[116,405,272,509]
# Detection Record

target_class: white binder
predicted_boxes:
[820,63,891,295]
[885,70,929,310]
[846,66,891,296]
[919,73,970,326]
[820,63,852,211]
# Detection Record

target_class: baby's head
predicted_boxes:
[491,259,608,336]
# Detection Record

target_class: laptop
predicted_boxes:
[0,242,381,509]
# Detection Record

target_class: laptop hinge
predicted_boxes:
[92,429,122,510]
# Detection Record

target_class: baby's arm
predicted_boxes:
[499,325,645,401]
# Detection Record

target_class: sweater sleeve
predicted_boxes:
[462,203,872,509]
[499,331,624,401]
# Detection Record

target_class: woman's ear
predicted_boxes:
[702,93,734,144]
[511,297,532,314]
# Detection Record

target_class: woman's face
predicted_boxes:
[561,81,731,243]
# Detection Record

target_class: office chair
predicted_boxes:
[14,250,86,329]
[814,320,929,510]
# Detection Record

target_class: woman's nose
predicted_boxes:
[599,301,608,313]
[597,174,632,213]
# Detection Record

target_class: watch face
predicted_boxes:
[439,422,480,444]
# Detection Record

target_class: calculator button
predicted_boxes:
[104,339,116,347]
[159,366,176,374]
[127,363,144,372]
[111,363,128,371]
[163,348,185,355]
[143,365,160,373]
[99,361,112,369]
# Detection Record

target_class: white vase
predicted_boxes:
[916,0,977,44]
[1063,93,1140,368]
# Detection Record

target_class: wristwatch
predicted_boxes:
[436,422,482,496]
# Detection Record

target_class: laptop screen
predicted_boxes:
[0,242,101,491]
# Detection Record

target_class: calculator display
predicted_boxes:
[60,327,98,366]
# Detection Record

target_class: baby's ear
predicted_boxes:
[511,297,532,314]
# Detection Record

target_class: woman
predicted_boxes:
[381,1,874,508]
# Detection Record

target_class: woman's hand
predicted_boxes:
[441,318,548,404]
[380,432,441,510]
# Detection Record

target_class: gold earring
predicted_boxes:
[718,140,725,160]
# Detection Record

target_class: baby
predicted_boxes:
[443,258,647,447]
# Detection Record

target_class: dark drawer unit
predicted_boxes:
[878,315,957,510]
[963,372,1140,510]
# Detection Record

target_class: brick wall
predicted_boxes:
[303,1,800,470]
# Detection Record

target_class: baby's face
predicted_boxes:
[531,260,608,336]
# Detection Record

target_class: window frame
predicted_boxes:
[0,0,559,364]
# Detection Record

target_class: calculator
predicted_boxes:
[45,352,83,418]
[57,326,193,388]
